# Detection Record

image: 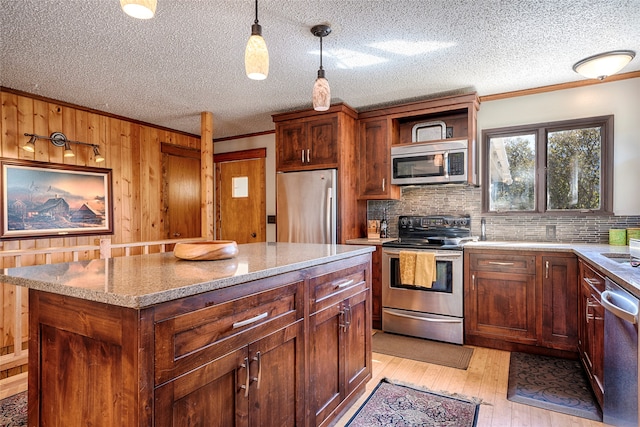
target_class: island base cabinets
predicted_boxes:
[28,290,151,427]
[155,321,305,427]
[578,259,605,407]
[310,289,370,427]
[309,258,372,427]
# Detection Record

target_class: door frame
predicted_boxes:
[214,148,267,241]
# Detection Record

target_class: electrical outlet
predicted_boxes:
[546,225,556,240]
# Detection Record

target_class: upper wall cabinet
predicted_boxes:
[357,92,480,195]
[358,117,400,200]
[273,104,358,172]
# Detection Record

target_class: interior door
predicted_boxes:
[163,147,201,239]
[215,149,266,243]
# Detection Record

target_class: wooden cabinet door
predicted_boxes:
[590,297,605,406]
[468,269,537,344]
[277,121,306,170]
[540,255,578,350]
[155,347,249,427]
[307,116,338,168]
[579,278,605,406]
[344,289,371,396]
[358,118,399,199]
[370,246,382,329]
[309,302,345,426]
[248,321,305,427]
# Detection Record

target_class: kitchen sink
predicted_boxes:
[600,253,636,265]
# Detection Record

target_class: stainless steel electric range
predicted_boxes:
[381,214,476,345]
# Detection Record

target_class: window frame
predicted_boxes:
[481,115,614,215]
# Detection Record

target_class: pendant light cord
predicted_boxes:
[319,35,324,71]
[254,0,259,24]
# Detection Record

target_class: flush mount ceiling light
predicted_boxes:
[120,0,157,20]
[23,132,105,163]
[311,24,331,112]
[245,0,269,80]
[573,50,636,80]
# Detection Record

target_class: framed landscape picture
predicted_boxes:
[0,158,113,239]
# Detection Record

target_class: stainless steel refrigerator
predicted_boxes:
[276,169,337,244]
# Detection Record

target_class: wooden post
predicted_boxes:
[201,112,214,240]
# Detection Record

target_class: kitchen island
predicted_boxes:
[0,242,374,427]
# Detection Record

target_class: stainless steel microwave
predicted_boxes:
[391,139,469,185]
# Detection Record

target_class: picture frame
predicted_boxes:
[0,158,113,240]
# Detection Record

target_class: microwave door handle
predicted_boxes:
[443,151,449,179]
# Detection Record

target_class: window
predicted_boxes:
[482,116,613,214]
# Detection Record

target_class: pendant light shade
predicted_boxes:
[311,25,331,112]
[245,0,269,80]
[313,71,331,112]
[120,0,157,20]
[573,50,635,80]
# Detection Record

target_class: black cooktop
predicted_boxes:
[382,214,473,250]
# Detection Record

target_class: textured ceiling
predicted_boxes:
[1,0,639,139]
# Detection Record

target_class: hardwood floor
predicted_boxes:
[1,345,614,426]
[335,345,613,427]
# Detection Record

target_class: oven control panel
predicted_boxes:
[399,215,471,230]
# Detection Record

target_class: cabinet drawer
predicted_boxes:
[579,259,605,296]
[469,252,535,275]
[310,264,368,314]
[154,281,304,385]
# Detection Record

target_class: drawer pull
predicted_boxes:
[233,312,268,329]
[336,279,355,289]
[487,261,515,266]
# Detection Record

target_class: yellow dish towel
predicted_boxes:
[414,252,436,288]
[399,251,416,285]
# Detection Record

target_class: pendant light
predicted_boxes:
[573,50,635,80]
[311,25,331,111]
[245,0,269,80]
[120,0,157,20]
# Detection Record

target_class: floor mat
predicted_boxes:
[507,352,602,421]
[346,378,479,427]
[0,391,27,427]
[372,331,473,369]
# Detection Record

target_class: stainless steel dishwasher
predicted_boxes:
[602,277,639,427]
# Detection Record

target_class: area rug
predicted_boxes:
[372,332,473,370]
[0,391,27,427]
[346,378,479,426]
[507,352,602,421]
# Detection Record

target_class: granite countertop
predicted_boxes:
[346,237,396,245]
[465,241,640,298]
[0,242,374,309]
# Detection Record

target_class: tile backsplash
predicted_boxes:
[368,185,640,244]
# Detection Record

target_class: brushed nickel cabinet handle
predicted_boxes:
[306,149,310,163]
[382,178,385,192]
[240,357,250,398]
[472,274,476,291]
[301,150,305,163]
[337,279,354,289]
[233,312,268,329]
[488,261,515,266]
[252,351,262,390]
[545,261,549,279]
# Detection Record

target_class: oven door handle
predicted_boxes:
[383,250,461,261]
[383,309,461,323]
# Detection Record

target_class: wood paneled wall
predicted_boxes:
[0,88,201,357]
